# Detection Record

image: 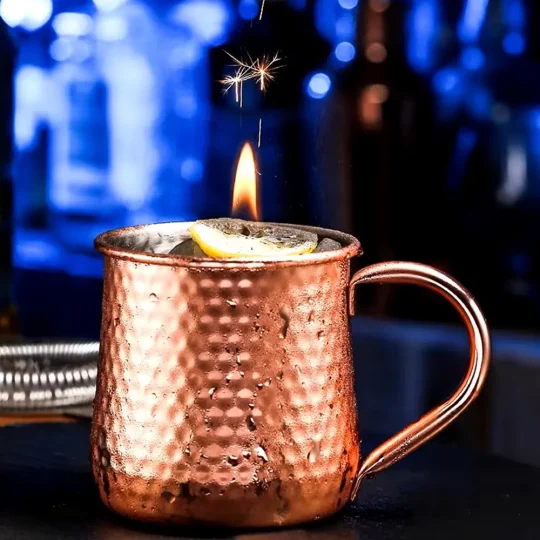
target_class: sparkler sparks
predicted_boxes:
[259,0,266,20]
[219,65,251,106]
[221,51,283,99]
[220,51,282,146]
[252,53,282,91]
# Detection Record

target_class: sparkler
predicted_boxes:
[221,51,283,98]
[220,51,282,145]
[219,64,251,106]
[259,0,266,20]
[252,53,281,91]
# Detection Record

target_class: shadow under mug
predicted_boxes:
[92,222,490,528]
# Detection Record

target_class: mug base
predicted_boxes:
[95,471,352,529]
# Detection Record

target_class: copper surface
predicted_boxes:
[92,222,490,529]
[93,223,362,528]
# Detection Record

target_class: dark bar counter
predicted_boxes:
[0,422,538,539]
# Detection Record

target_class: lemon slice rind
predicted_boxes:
[189,219,318,259]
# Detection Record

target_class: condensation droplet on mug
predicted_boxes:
[228,455,239,466]
[246,415,257,431]
[98,429,106,448]
[264,378,272,387]
[317,330,325,340]
[307,440,321,463]
[308,311,314,322]
[256,446,269,462]
[161,491,176,504]
[209,387,216,398]
[226,299,237,308]
[201,487,211,496]
[100,448,110,467]
[279,306,291,339]
[149,293,158,302]
[113,317,120,327]
[242,450,251,459]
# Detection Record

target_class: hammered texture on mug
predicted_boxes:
[91,256,360,527]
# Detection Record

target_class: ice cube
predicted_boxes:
[314,238,342,253]
[169,239,207,257]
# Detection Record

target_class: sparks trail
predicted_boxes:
[220,51,283,98]
[220,51,283,146]
[219,64,251,107]
[259,0,266,20]
[252,53,282,91]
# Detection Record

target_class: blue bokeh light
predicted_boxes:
[433,67,461,95]
[503,32,525,55]
[467,85,491,119]
[13,0,224,276]
[93,0,128,11]
[406,0,440,74]
[458,0,489,44]
[169,0,232,46]
[503,0,525,27]
[239,0,258,20]
[307,72,332,99]
[335,12,355,40]
[0,0,53,31]
[52,13,93,36]
[338,0,358,9]
[460,47,485,70]
[335,41,355,63]
[180,158,203,183]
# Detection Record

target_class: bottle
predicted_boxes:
[0,19,18,334]
[204,0,330,223]
[339,0,444,318]
[148,0,228,223]
[302,0,358,233]
[94,0,213,226]
[48,7,121,253]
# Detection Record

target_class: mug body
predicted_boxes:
[92,222,362,528]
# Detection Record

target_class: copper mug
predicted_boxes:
[92,222,490,528]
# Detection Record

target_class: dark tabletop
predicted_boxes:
[0,423,538,539]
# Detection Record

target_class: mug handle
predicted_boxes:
[348,261,491,500]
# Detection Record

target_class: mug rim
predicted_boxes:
[94,221,363,269]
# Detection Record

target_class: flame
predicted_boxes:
[232,143,259,221]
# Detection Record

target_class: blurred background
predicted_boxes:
[1,0,540,466]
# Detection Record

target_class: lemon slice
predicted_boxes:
[189,218,318,258]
